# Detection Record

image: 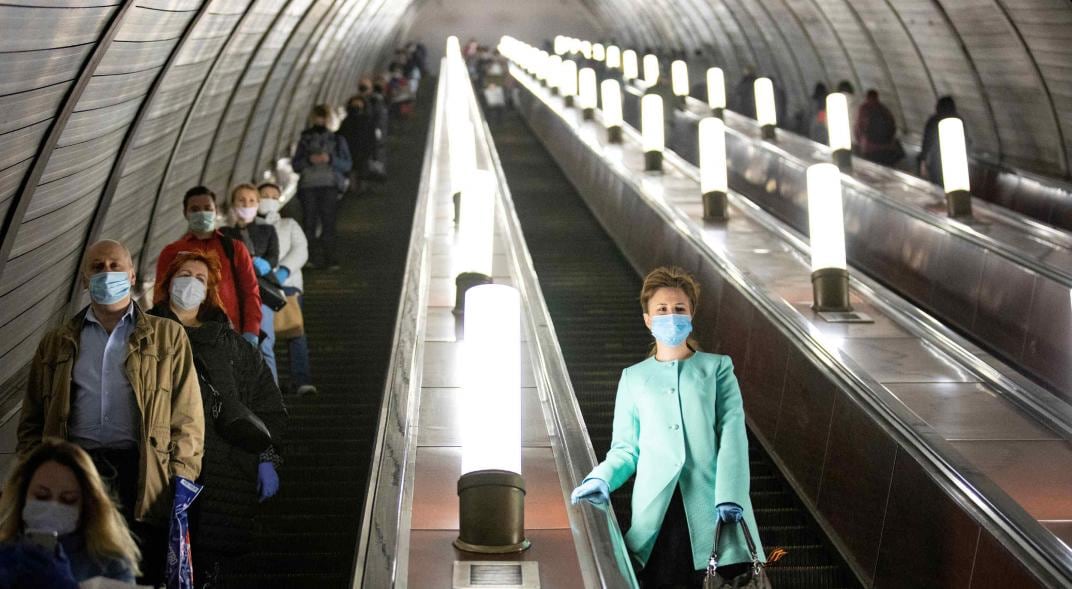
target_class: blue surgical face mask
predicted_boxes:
[22,499,80,536]
[187,210,216,234]
[650,314,692,347]
[88,272,131,305]
[170,276,206,311]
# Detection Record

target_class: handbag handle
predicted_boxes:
[707,517,763,574]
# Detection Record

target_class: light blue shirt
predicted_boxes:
[68,304,140,450]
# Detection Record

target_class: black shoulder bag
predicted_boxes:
[193,357,272,454]
[704,518,772,589]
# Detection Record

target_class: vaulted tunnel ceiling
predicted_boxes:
[1,0,1071,407]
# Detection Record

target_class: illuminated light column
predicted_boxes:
[454,170,496,315]
[755,77,777,140]
[671,60,689,110]
[706,67,726,118]
[548,55,562,95]
[449,119,477,223]
[446,35,461,57]
[580,40,592,60]
[807,163,852,312]
[699,117,729,220]
[554,35,567,56]
[939,117,972,217]
[592,43,606,62]
[826,92,852,171]
[622,50,639,82]
[455,283,530,554]
[606,45,622,70]
[642,94,664,172]
[579,68,598,120]
[601,79,624,144]
[642,54,659,88]
[560,60,578,107]
[537,51,550,86]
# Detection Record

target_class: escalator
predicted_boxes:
[225,91,433,588]
[489,108,861,588]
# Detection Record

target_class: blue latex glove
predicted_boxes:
[11,542,77,589]
[570,478,610,505]
[242,332,259,347]
[274,266,290,283]
[717,502,744,523]
[257,462,280,502]
[252,256,271,276]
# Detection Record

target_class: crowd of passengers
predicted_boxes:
[560,42,968,187]
[0,42,428,589]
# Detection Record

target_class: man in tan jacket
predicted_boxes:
[17,239,205,584]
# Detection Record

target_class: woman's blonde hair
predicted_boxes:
[639,266,702,354]
[0,439,141,575]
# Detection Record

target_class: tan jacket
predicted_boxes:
[17,304,204,525]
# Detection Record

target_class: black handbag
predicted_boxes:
[257,273,287,312]
[703,519,772,589]
[194,358,272,454]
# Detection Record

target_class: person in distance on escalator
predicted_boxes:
[149,250,287,588]
[570,266,764,588]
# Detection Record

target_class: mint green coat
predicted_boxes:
[588,352,764,570]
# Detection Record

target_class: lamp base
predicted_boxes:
[711,107,724,120]
[644,150,663,172]
[564,95,574,107]
[539,79,547,87]
[675,96,687,111]
[703,191,728,220]
[811,268,852,312]
[551,87,559,96]
[452,191,461,225]
[455,469,530,554]
[833,149,852,172]
[453,272,493,315]
[582,107,594,120]
[945,189,972,218]
[607,125,623,144]
[761,124,776,140]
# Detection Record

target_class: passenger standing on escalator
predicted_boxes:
[292,105,352,271]
[571,267,764,588]
[149,250,287,588]
[221,183,281,382]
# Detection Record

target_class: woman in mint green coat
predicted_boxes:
[571,267,764,587]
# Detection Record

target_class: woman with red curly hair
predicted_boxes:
[149,250,287,586]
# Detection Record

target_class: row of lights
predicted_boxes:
[501,36,854,314]
[445,36,530,554]
[543,36,974,217]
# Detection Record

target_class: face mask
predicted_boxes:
[187,211,216,234]
[650,314,692,347]
[88,272,131,305]
[22,499,79,536]
[170,276,206,311]
[257,199,281,215]
[233,207,257,223]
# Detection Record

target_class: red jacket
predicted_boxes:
[155,231,262,335]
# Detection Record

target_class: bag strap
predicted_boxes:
[192,356,223,418]
[708,518,763,574]
[218,234,244,329]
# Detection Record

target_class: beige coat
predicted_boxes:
[17,305,204,525]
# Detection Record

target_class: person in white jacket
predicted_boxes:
[258,183,316,396]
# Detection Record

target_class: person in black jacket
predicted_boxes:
[149,250,287,589]
[919,96,960,186]
[222,183,281,381]
[338,95,379,195]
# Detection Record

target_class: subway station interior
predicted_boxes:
[2,1,1072,588]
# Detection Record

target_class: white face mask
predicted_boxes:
[23,499,80,536]
[234,207,257,223]
[170,276,207,311]
[258,199,281,215]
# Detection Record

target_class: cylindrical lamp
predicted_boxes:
[592,43,605,62]
[826,92,852,171]
[554,35,567,56]
[671,60,689,110]
[806,163,851,312]
[579,68,598,119]
[580,40,592,60]
[560,60,578,107]
[454,170,496,314]
[455,284,529,554]
[601,79,624,144]
[537,51,551,86]
[623,50,638,81]
[706,67,726,118]
[699,117,729,220]
[606,45,622,70]
[642,54,659,88]
[642,94,664,172]
[938,117,972,217]
[446,35,461,57]
[547,55,562,94]
[754,77,777,140]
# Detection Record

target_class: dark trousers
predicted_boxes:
[282,286,312,388]
[298,186,340,265]
[87,447,168,586]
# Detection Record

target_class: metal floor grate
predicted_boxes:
[453,561,540,588]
